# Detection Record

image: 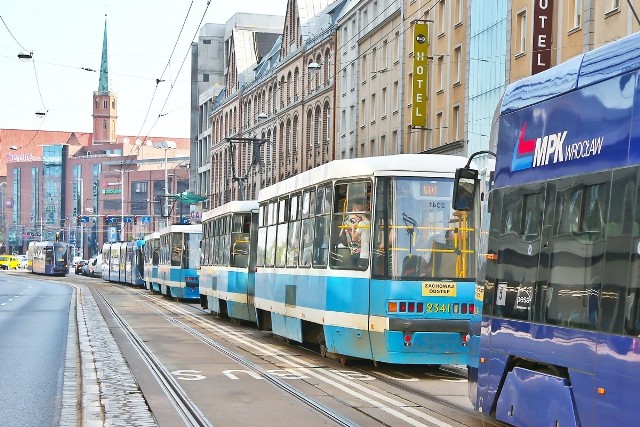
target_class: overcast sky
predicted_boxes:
[0,0,288,139]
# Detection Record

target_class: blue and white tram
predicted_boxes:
[157,224,202,299]
[28,240,70,276]
[102,241,125,282]
[200,200,259,322]
[102,242,111,281]
[124,239,145,286]
[143,232,160,292]
[254,154,479,364]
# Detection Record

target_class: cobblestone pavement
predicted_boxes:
[60,284,158,426]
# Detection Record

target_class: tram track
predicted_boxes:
[109,284,501,426]
[92,288,213,427]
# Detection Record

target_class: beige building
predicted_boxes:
[509,0,640,81]
[208,0,348,208]
[403,0,468,156]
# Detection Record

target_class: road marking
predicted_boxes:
[374,371,420,382]
[170,370,206,381]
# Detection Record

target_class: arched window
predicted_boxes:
[315,54,322,88]
[306,109,313,170]
[287,71,292,104]
[322,101,330,162]
[324,48,331,84]
[292,114,299,163]
[294,68,300,99]
[285,118,292,167]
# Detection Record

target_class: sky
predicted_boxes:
[0,0,289,139]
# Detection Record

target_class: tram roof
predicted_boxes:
[258,154,471,202]
[143,232,160,242]
[201,200,259,222]
[158,223,202,235]
[501,31,640,114]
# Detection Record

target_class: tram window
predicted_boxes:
[171,233,182,267]
[582,184,608,240]
[286,220,301,267]
[624,169,640,336]
[601,168,637,334]
[299,218,314,267]
[313,214,330,267]
[330,181,371,270]
[522,193,542,241]
[501,191,522,235]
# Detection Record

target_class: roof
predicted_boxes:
[258,154,474,201]
[201,200,259,222]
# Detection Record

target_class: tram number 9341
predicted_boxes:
[426,303,450,313]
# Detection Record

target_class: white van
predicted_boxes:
[90,256,103,277]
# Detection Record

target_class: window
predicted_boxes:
[381,39,388,69]
[371,47,377,74]
[453,46,462,84]
[438,0,447,35]
[103,100,107,109]
[393,31,399,64]
[452,105,460,141]
[203,73,209,83]
[360,99,366,124]
[341,68,347,93]
[381,87,387,118]
[330,181,371,270]
[393,81,399,112]
[203,39,211,44]
[516,11,526,55]
[370,93,376,122]
[608,0,620,11]
[102,120,107,130]
[361,54,367,82]
[569,0,582,29]
[437,56,445,92]
[350,62,356,91]
[455,0,463,25]
[436,112,443,145]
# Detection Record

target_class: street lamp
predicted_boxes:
[153,140,177,227]
[75,177,84,258]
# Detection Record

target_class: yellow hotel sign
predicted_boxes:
[411,22,429,127]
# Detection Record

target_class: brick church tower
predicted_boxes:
[92,16,117,144]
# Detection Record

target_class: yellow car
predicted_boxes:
[0,255,20,270]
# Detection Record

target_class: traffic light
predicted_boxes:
[133,215,138,225]
[105,215,111,223]
[76,215,81,225]
[55,231,60,242]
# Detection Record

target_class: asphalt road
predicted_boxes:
[0,273,72,427]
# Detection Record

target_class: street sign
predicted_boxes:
[108,226,118,242]
[141,216,152,224]
[81,216,90,223]
[123,216,133,223]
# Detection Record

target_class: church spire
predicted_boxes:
[98,16,109,93]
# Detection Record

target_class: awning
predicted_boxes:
[167,191,207,204]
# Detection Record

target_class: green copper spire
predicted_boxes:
[98,16,109,93]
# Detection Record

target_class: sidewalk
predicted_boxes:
[60,284,158,427]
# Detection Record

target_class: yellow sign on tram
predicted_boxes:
[422,282,457,297]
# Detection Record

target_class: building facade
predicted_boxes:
[204,0,348,208]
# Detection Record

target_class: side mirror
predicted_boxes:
[453,168,478,211]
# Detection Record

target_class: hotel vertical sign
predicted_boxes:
[532,0,553,75]
[412,21,429,127]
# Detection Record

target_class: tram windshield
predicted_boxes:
[372,177,475,280]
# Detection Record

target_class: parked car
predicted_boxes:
[16,255,28,269]
[90,256,103,277]
[75,260,88,275]
[0,255,20,270]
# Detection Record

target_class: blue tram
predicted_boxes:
[157,224,202,299]
[143,232,160,292]
[124,239,145,286]
[200,200,259,322]
[28,240,70,276]
[458,31,640,426]
[101,240,145,286]
[254,154,479,364]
